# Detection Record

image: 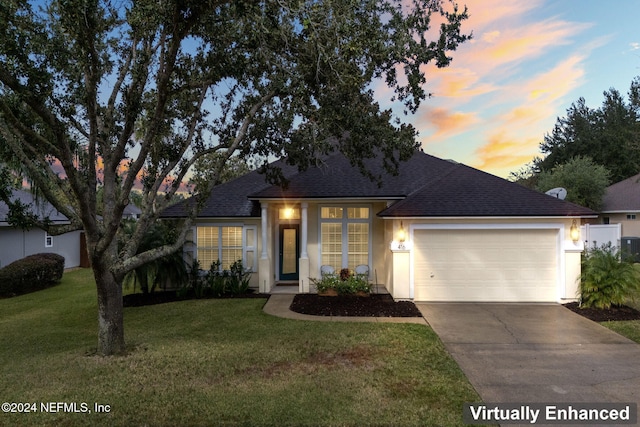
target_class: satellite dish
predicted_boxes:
[545,187,567,200]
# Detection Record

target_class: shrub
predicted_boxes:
[180,259,252,298]
[334,274,371,294]
[311,271,371,295]
[0,253,65,297]
[226,260,251,295]
[121,221,189,295]
[579,244,640,309]
[311,275,341,294]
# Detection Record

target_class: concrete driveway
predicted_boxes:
[417,303,640,406]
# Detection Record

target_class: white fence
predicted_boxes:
[580,223,621,249]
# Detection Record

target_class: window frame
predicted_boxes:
[45,231,53,248]
[195,224,255,272]
[318,204,372,272]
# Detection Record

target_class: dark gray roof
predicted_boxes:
[161,150,597,219]
[601,172,640,212]
[249,151,458,199]
[378,162,596,217]
[123,204,142,216]
[0,189,70,224]
[161,159,301,218]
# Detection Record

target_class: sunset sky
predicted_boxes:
[388,0,640,178]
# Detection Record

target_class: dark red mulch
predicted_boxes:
[563,302,640,322]
[123,290,268,307]
[290,293,423,317]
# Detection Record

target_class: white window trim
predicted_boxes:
[194,224,255,272]
[243,225,257,272]
[45,231,53,248]
[318,204,372,273]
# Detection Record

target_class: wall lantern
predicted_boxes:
[397,221,406,249]
[570,219,580,243]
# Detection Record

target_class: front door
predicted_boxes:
[279,224,299,281]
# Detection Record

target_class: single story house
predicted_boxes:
[600,172,640,237]
[0,189,82,269]
[161,150,596,302]
[123,203,142,220]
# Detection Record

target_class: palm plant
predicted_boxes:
[121,221,188,295]
[580,244,640,309]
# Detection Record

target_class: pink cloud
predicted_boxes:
[473,132,540,174]
[420,107,480,139]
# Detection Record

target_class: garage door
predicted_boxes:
[413,228,558,302]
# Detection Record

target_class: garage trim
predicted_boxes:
[408,223,566,301]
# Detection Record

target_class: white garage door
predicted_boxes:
[413,228,558,302]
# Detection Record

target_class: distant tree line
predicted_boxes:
[511,76,640,210]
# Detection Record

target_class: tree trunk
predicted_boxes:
[94,265,126,356]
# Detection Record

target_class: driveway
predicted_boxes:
[416,303,640,406]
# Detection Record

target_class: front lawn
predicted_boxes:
[602,320,640,343]
[602,283,640,344]
[0,269,480,426]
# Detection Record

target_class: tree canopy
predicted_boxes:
[535,156,610,211]
[0,0,470,355]
[536,77,640,184]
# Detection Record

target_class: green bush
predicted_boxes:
[310,275,341,294]
[579,244,640,309]
[180,259,252,298]
[0,253,65,297]
[311,272,371,295]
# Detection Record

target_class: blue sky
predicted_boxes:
[383,0,640,178]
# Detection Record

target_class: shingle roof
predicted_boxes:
[378,162,596,217]
[0,189,70,224]
[249,150,458,199]
[161,150,597,218]
[601,172,640,212]
[160,159,301,218]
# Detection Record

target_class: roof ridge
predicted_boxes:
[395,159,461,202]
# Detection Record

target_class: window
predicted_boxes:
[243,226,257,272]
[45,232,53,248]
[627,214,637,220]
[196,226,243,270]
[348,223,369,267]
[321,223,342,269]
[320,206,370,271]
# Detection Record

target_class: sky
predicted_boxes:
[386,0,640,178]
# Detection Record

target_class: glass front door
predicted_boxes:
[279,224,299,281]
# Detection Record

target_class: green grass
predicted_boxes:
[0,269,481,426]
[602,320,640,343]
[599,283,640,343]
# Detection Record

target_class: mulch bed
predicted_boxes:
[123,290,640,324]
[563,302,640,322]
[123,290,267,307]
[289,293,423,317]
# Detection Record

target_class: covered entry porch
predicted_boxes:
[255,200,392,295]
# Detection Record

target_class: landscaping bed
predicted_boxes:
[563,302,640,322]
[290,293,423,317]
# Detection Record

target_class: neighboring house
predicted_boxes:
[0,189,82,269]
[600,172,640,237]
[123,203,142,220]
[161,150,596,303]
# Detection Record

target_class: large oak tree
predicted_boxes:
[0,0,470,355]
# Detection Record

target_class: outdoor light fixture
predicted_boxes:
[570,220,580,242]
[397,221,406,249]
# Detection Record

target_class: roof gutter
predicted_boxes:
[378,215,599,220]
